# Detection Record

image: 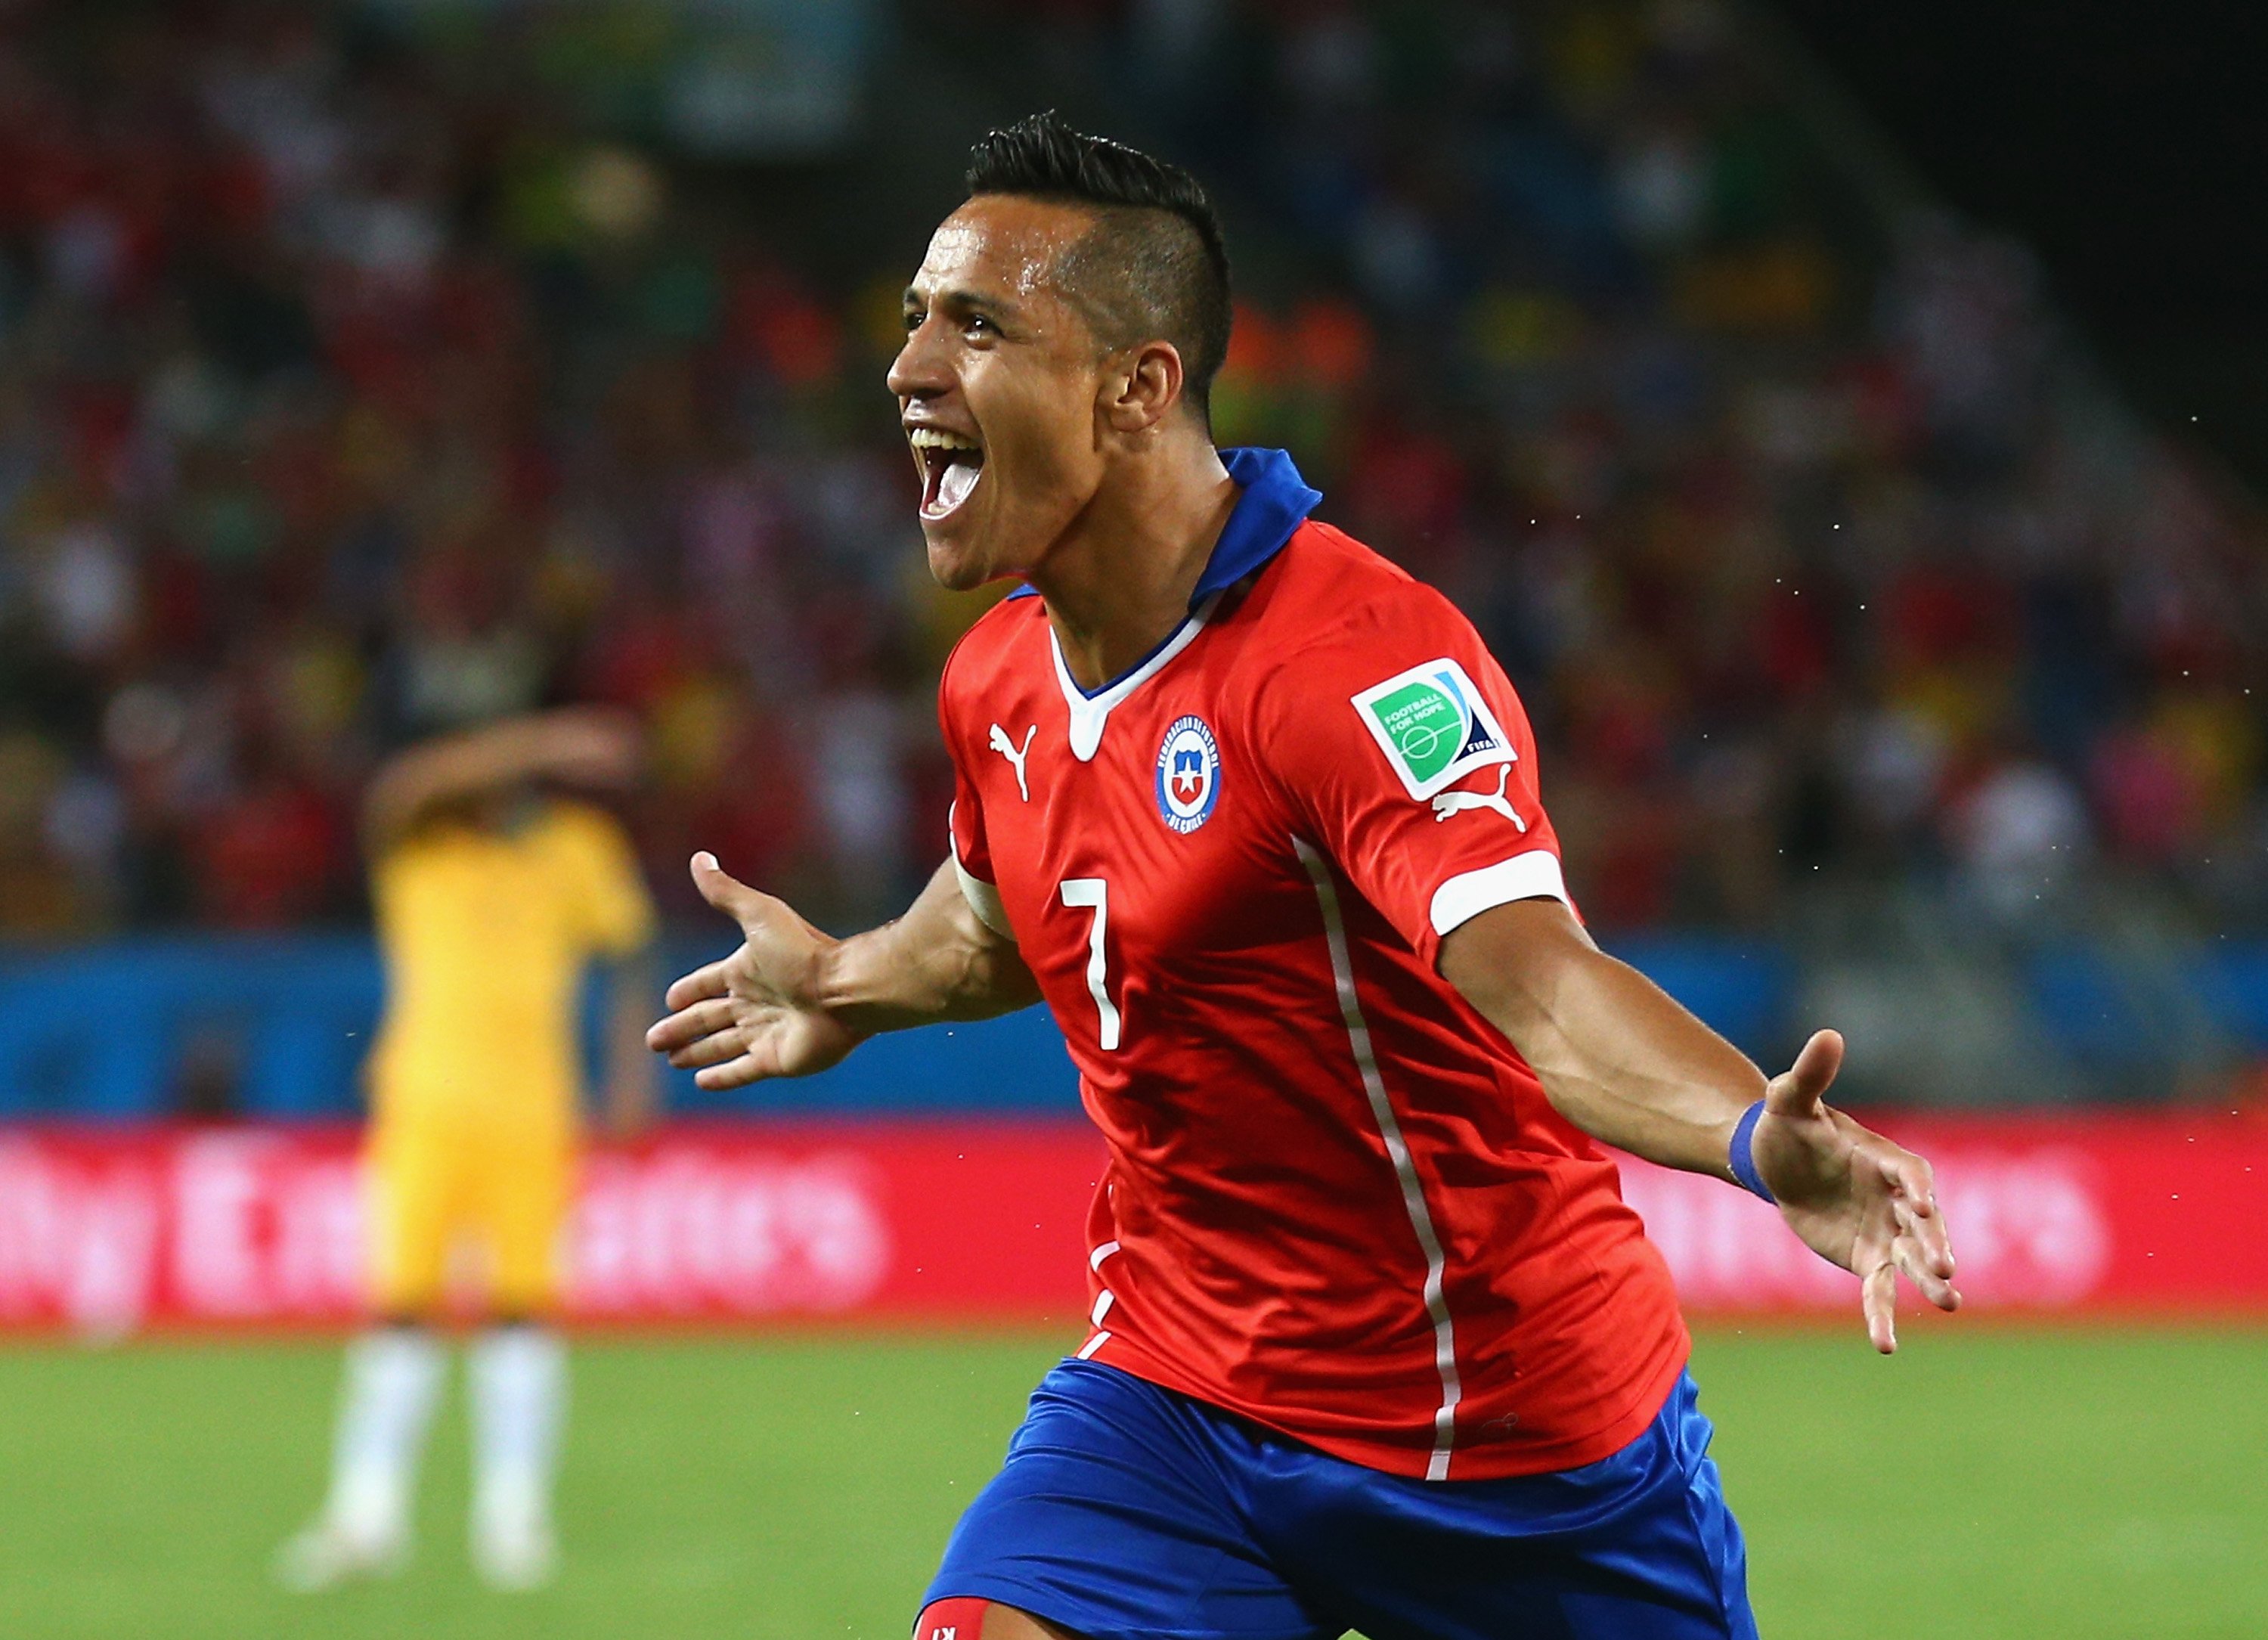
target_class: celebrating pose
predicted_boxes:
[651,114,1959,1640]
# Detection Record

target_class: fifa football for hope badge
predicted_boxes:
[1350,658,1518,803]
[1154,715,1221,832]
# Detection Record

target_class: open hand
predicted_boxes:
[1754,1030,1962,1352]
[644,854,863,1089]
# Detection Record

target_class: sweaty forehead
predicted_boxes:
[912,197,1097,305]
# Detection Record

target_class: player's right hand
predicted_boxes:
[644,853,863,1088]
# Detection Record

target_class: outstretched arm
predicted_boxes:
[1439,897,1960,1351]
[646,852,1042,1090]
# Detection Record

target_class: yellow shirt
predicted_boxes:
[366,800,655,1130]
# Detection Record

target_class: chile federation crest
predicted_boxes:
[1154,715,1221,834]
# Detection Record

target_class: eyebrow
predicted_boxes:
[903,285,1022,325]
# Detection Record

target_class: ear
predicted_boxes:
[1101,340,1185,435]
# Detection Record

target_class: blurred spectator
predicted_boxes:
[0,0,2263,949]
[1949,749,2091,928]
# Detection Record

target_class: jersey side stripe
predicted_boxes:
[1294,836,1463,1481]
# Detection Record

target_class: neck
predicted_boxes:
[1030,437,1238,691]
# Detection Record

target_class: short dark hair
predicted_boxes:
[965,111,1232,422]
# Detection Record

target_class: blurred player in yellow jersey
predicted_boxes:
[277,708,658,1592]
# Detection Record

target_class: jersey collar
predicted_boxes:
[1006,445,1322,611]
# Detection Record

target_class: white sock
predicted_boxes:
[469,1325,566,1533]
[324,1326,445,1546]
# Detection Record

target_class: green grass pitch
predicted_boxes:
[0,1325,2262,1638]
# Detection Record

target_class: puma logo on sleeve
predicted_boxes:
[1429,764,1526,832]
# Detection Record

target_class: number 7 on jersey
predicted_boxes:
[1059,878,1123,1049]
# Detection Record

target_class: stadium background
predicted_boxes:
[0,1,2262,1635]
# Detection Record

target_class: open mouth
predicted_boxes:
[909,427,984,520]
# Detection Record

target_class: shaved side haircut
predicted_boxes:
[965,110,1233,423]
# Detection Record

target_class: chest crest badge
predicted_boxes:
[1154,715,1221,833]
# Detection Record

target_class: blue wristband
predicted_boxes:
[1728,1099,1776,1203]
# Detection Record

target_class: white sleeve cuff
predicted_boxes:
[953,849,1015,941]
[1429,851,1569,937]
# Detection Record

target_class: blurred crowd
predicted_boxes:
[2,0,2264,945]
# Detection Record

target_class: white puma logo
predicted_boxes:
[1430,764,1526,832]
[989,723,1037,801]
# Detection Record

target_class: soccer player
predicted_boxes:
[649,114,1962,1639]
[277,708,658,1592]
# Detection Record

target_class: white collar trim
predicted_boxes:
[1051,593,1222,762]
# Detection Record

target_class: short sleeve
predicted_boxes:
[940,684,1015,942]
[1254,590,1571,969]
[555,804,657,957]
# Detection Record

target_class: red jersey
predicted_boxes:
[942,448,1687,1481]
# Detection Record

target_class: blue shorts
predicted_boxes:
[925,1360,1755,1640]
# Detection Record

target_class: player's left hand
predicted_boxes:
[1752,1029,1961,1353]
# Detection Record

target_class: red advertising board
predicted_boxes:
[0,1114,2262,1334]
[0,1121,1104,1335]
[1618,1111,2268,1315]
